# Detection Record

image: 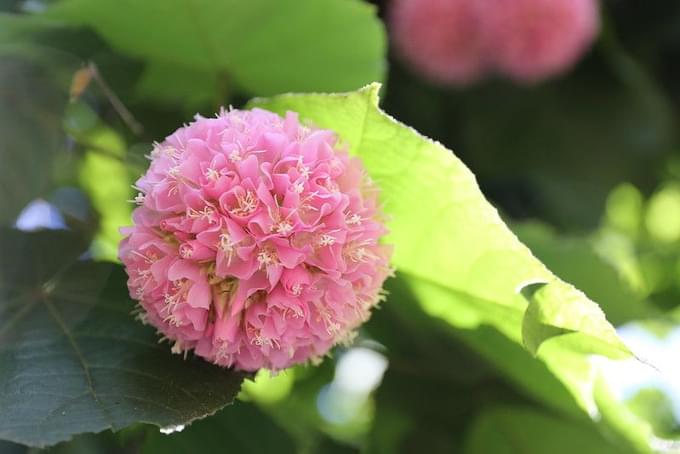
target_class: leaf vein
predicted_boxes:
[42,297,116,430]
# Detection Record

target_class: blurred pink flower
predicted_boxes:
[388,0,491,85]
[387,0,599,85]
[119,108,392,371]
[486,0,599,83]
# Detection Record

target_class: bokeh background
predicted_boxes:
[2,0,680,452]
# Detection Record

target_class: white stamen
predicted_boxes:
[348,246,378,263]
[204,167,220,181]
[319,234,336,246]
[251,334,280,349]
[215,341,233,364]
[257,249,276,268]
[291,283,302,296]
[179,244,193,259]
[128,192,145,205]
[218,233,236,265]
[163,311,184,327]
[229,150,241,162]
[273,221,293,235]
[130,250,155,264]
[231,191,257,216]
[167,166,181,178]
[292,181,305,194]
[187,206,216,223]
[297,157,311,179]
[346,213,362,225]
[171,341,184,355]
[163,146,180,158]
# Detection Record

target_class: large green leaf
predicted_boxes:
[464,406,634,454]
[250,84,641,445]
[0,229,245,447]
[47,0,386,97]
[133,60,218,111]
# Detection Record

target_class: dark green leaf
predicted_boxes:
[0,229,245,447]
[0,440,27,454]
[0,53,70,225]
[141,401,296,454]
[459,72,673,229]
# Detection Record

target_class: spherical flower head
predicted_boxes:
[119,108,393,371]
[485,0,599,83]
[388,0,491,85]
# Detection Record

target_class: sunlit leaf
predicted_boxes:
[520,281,626,357]
[0,229,245,447]
[250,84,638,446]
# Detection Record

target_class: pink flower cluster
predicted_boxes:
[388,0,599,85]
[119,108,392,371]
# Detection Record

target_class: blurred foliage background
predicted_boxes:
[2,0,680,453]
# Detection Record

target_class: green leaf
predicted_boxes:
[0,229,245,448]
[520,281,629,358]
[249,84,637,442]
[520,283,574,355]
[140,401,297,454]
[133,60,218,111]
[464,406,635,454]
[0,12,66,43]
[47,0,386,97]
